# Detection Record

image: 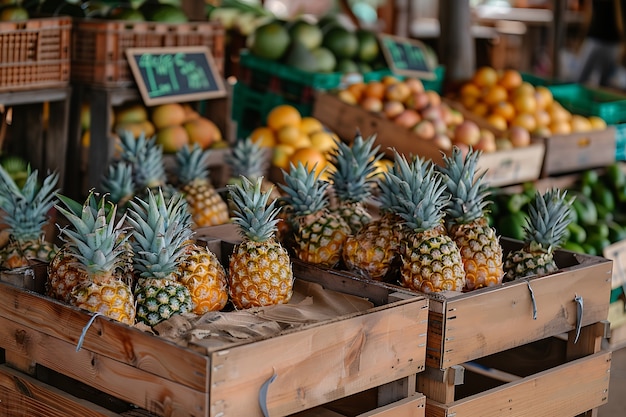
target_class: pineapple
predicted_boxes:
[51,191,136,325]
[439,147,504,291]
[175,144,230,228]
[342,155,405,281]
[179,243,229,314]
[227,175,293,309]
[329,131,382,234]
[118,130,177,200]
[391,152,466,293]
[126,188,194,327]
[0,167,59,269]
[100,160,135,211]
[225,137,282,202]
[503,188,573,281]
[279,162,351,268]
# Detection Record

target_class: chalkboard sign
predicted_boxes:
[126,46,226,106]
[378,34,436,79]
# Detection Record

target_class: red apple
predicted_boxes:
[413,119,436,141]
[453,120,481,146]
[394,109,422,129]
[382,100,406,119]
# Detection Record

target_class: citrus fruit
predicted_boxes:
[249,126,276,147]
[498,69,523,90]
[363,81,385,100]
[272,144,296,170]
[310,130,339,154]
[300,117,324,136]
[288,19,323,50]
[472,66,498,88]
[249,21,291,60]
[483,85,508,106]
[322,26,359,59]
[277,125,310,148]
[289,147,328,173]
[266,104,301,131]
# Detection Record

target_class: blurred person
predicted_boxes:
[575,0,626,87]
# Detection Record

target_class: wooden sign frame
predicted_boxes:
[126,46,226,106]
[378,33,436,80]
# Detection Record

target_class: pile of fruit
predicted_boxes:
[80,101,225,155]
[334,75,531,153]
[246,14,387,74]
[456,67,608,136]
[488,163,626,256]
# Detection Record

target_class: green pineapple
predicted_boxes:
[391,152,466,293]
[228,175,293,309]
[100,160,135,211]
[342,154,405,281]
[279,162,351,268]
[503,188,573,280]
[329,131,382,234]
[175,144,230,228]
[0,166,59,269]
[51,191,136,325]
[439,146,504,291]
[126,188,194,327]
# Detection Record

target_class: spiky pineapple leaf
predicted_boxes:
[228,175,281,242]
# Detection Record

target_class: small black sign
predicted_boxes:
[126,46,226,106]
[378,34,436,79]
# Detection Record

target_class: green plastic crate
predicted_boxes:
[521,72,569,87]
[231,81,313,141]
[548,83,626,125]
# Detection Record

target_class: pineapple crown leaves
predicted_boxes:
[175,143,211,185]
[386,151,449,232]
[55,191,131,276]
[329,130,383,204]
[279,161,330,216]
[439,146,491,225]
[225,137,269,180]
[119,130,167,190]
[227,175,281,242]
[126,188,194,279]
[100,161,135,208]
[523,188,573,253]
[0,166,59,242]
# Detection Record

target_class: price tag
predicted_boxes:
[126,46,226,106]
[378,33,436,79]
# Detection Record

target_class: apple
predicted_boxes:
[394,109,421,129]
[453,120,481,146]
[413,120,436,141]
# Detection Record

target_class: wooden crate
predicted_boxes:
[312,93,545,187]
[0,17,71,92]
[293,391,426,417]
[0,240,429,417]
[71,19,225,87]
[422,323,611,417]
[539,125,617,177]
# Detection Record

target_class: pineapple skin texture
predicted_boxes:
[179,244,228,314]
[400,228,466,293]
[47,247,87,303]
[2,238,56,269]
[70,279,136,326]
[229,239,293,310]
[503,249,558,281]
[182,179,230,228]
[449,219,504,291]
[343,213,403,280]
[134,277,194,327]
[293,210,351,268]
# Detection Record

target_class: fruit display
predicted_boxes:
[207,0,274,36]
[245,14,386,74]
[333,75,528,153]
[456,66,608,137]
[488,163,626,257]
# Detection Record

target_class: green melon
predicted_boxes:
[322,26,358,59]
[248,21,291,61]
[288,19,323,50]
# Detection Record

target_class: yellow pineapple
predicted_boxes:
[439,146,504,290]
[227,176,293,309]
[179,243,228,314]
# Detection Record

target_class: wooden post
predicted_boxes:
[438,0,475,90]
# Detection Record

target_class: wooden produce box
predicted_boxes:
[293,391,426,417]
[0,240,429,417]
[71,19,225,87]
[313,93,545,187]
[0,16,71,92]
[539,125,617,177]
[423,323,611,417]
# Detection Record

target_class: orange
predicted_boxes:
[363,81,385,100]
[472,66,499,88]
[347,82,366,102]
[267,104,302,131]
[460,82,482,99]
[534,109,551,128]
[549,120,572,135]
[589,116,608,130]
[289,147,328,174]
[570,115,593,132]
[272,144,296,170]
[277,125,311,148]
[310,130,340,154]
[249,126,277,147]
[486,114,508,131]
[471,102,490,118]
[491,101,516,122]
[512,93,537,115]
[381,75,401,85]
[511,81,535,98]
[498,69,523,91]
[300,117,324,136]
[534,86,554,110]
[511,112,537,132]
[483,85,509,106]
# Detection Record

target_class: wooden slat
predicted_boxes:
[209,300,429,417]
[427,351,610,417]
[0,315,208,417]
[0,281,209,391]
[0,364,121,417]
[357,393,426,417]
